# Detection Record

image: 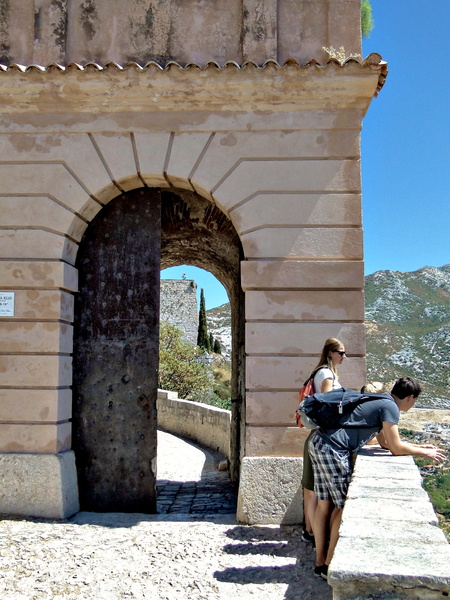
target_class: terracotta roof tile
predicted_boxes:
[0,54,387,96]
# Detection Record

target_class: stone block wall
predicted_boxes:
[237,456,304,524]
[160,279,198,346]
[0,451,79,520]
[0,58,385,516]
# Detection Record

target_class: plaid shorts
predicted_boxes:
[309,431,352,509]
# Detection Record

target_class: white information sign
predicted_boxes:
[0,292,15,317]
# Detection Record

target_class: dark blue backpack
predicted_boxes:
[297,387,393,430]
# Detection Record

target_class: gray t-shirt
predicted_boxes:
[319,397,400,452]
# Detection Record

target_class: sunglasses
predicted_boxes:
[332,350,346,356]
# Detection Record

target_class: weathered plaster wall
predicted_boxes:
[0,0,362,67]
[0,60,384,468]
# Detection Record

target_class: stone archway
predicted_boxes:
[72,185,244,512]
[160,188,245,483]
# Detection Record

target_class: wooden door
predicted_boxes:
[72,188,161,512]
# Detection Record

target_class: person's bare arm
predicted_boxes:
[321,378,333,393]
[382,422,446,463]
[375,429,390,449]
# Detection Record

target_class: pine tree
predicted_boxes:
[213,339,222,354]
[361,0,374,38]
[209,332,214,350]
[197,288,210,352]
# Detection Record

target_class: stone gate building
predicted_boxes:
[0,0,386,518]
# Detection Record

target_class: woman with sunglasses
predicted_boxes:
[301,338,346,552]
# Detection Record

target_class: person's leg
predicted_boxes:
[309,432,350,575]
[326,507,343,565]
[308,433,333,567]
[329,505,339,530]
[303,487,317,536]
[301,431,317,538]
[324,452,352,566]
[313,498,333,566]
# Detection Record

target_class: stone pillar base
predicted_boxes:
[237,456,304,524]
[0,451,79,519]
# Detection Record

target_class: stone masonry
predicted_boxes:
[0,0,388,520]
[160,279,199,346]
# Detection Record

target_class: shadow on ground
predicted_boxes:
[214,525,332,600]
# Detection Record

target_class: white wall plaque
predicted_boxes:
[0,292,15,316]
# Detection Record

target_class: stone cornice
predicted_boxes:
[0,55,387,116]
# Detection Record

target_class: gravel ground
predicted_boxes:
[0,432,331,599]
[0,516,331,599]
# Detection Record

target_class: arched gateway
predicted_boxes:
[0,0,386,520]
[72,186,244,512]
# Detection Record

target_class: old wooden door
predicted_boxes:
[72,188,161,512]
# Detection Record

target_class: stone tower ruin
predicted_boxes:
[160,279,198,346]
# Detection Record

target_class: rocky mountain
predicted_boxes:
[365,264,450,409]
[206,303,232,360]
[206,264,450,409]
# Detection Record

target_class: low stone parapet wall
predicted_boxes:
[329,445,450,599]
[157,390,231,459]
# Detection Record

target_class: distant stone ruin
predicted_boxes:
[160,279,198,346]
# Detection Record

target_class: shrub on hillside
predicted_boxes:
[423,472,450,519]
[212,359,231,406]
[159,321,212,400]
[361,0,374,38]
[208,393,232,411]
[415,452,450,537]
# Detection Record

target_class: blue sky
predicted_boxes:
[362,1,450,275]
[161,265,229,310]
[163,2,450,309]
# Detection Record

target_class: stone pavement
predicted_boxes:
[0,431,332,599]
[156,430,238,516]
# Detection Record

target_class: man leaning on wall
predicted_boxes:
[309,377,446,581]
